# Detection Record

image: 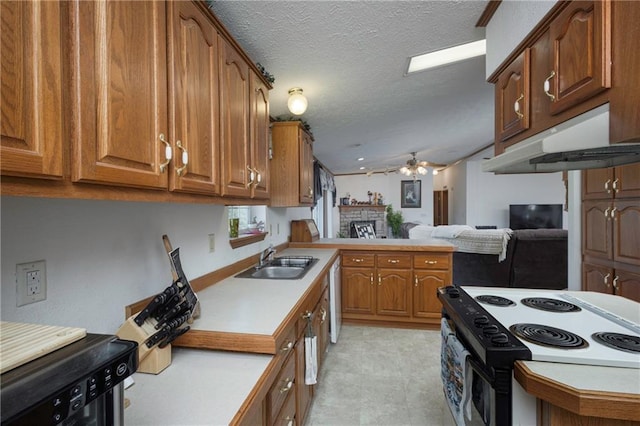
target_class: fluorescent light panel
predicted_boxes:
[407,39,486,74]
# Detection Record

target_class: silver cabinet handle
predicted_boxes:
[604,273,611,288]
[246,165,255,188]
[279,378,293,393]
[604,207,611,219]
[543,70,556,101]
[352,258,364,263]
[387,259,400,264]
[280,341,293,352]
[613,178,619,193]
[378,274,381,286]
[424,260,438,265]
[159,133,173,172]
[370,273,374,285]
[175,140,188,176]
[514,93,524,119]
[414,275,418,287]
[611,207,617,220]
[320,308,327,323]
[604,179,611,193]
[612,276,619,292]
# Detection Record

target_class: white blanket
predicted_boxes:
[431,225,474,239]
[410,225,513,261]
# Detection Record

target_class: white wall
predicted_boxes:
[434,162,467,225]
[333,172,435,236]
[0,196,310,334]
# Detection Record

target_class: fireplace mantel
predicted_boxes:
[339,204,386,211]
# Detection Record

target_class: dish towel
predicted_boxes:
[441,318,473,426]
[305,317,318,385]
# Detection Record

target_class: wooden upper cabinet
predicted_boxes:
[613,163,640,199]
[496,49,530,142]
[1,1,64,179]
[219,36,251,198]
[270,121,314,207]
[547,0,611,115]
[250,71,270,200]
[582,167,615,200]
[582,200,613,261]
[69,0,169,189]
[167,1,220,195]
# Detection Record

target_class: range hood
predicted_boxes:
[483,104,640,174]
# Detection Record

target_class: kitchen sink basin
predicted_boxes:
[235,256,318,280]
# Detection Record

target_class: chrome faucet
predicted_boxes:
[258,244,276,268]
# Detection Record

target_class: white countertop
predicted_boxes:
[125,247,337,425]
[192,248,338,335]
[125,348,272,426]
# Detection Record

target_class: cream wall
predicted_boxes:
[0,196,311,334]
[333,172,435,237]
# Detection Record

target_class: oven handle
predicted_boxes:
[466,356,495,387]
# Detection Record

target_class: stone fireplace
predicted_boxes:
[339,205,387,238]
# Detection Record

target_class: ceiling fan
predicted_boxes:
[398,152,445,180]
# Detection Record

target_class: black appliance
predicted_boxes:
[437,286,532,426]
[1,334,137,426]
[509,204,562,230]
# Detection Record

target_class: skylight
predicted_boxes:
[406,39,486,74]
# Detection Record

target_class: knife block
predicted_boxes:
[117,316,172,375]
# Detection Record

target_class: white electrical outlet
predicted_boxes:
[16,260,47,306]
[208,233,215,253]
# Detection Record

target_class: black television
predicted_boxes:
[509,204,563,230]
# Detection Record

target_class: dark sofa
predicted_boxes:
[452,229,568,290]
[401,223,568,290]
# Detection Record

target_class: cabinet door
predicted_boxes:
[582,168,614,200]
[299,130,314,204]
[614,269,640,303]
[1,1,64,179]
[496,49,530,142]
[612,200,640,267]
[613,163,640,199]
[413,271,449,318]
[341,267,375,315]
[167,1,220,195]
[376,269,411,317]
[219,36,250,197]
[547,0,611,115]
[582,200,613,260]
[250,71,270,199]
[582,262,613,294]
[70,1,169,189]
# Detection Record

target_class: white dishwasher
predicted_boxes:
[329,257,342,343]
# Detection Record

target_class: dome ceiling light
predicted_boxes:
[287,87,308,115]
[399,152,445,180]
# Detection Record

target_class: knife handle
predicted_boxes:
[159,326,190,348]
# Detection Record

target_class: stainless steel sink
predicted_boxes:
[235,256,318,280]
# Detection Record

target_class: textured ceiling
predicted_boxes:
[208,1,494,175]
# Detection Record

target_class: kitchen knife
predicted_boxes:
[154,300,191,327]
[134,280,181,326]
[153,293,181,322]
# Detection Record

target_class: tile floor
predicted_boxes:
[307,325,450,426]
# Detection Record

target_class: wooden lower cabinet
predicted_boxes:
[341,251,452,326]
[582,262,640,303]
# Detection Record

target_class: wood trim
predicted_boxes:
[476,0,502,27]
[172,330,275,354]
[0,177,267,205]
[514,361,640,422]
[229,232,268,249]
[290,241,456,253]
[342,318,439,330]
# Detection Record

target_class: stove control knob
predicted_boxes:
[491,333,510,346]
[482,325,499,336]
[446,287,460,298]
[473,316,490,328]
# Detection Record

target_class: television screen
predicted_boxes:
[509,204,563,230]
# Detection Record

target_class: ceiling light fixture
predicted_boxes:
[287,87,308,115]
[406,39,486,74]
[399,152,445,181]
